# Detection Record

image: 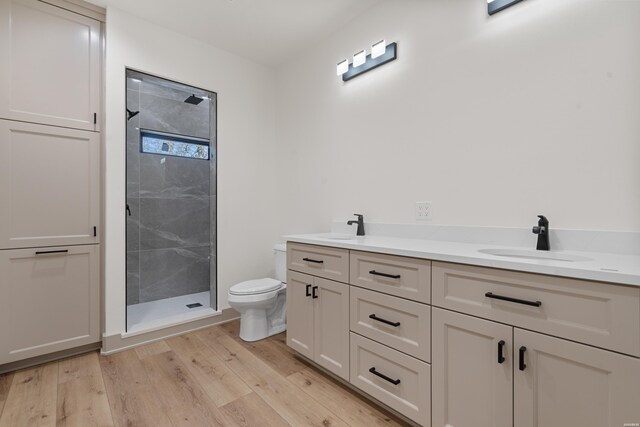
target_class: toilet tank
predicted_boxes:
[274,243,287,283]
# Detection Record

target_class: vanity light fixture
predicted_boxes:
[353,50,367,68]
[487,0,524,15]
[371,40,386,59]
[336,59,349,76]
[339,41,397,82]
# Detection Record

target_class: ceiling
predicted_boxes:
[89,0,385,67]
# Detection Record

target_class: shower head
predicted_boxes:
[184,94,204,105]
[126,108,140,120]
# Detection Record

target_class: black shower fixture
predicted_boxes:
[126,108,140,120]
[184,94,204,105]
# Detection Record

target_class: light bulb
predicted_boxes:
[371,40,386,59]
[336,59,349,76]
[353,50,366,68]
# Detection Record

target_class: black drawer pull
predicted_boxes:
[303,257,324,264]
[369,314,401,327]
[519,346,527,371]
[485,292,542,307]
[312,286,318,299]
[369,367,401,385]
[305,284,312,297]
[498,340,506,364]
[369,270,400,279]
[35,249,69,255]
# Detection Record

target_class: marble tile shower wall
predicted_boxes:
[127,80,215,305]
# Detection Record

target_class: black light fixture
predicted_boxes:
[488,0,525,15]
[337,40,397,82]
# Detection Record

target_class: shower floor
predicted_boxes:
[127,291,213,333]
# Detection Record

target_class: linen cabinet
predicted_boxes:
[0,0,103,368]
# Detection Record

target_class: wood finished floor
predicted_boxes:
[0,320,406,427]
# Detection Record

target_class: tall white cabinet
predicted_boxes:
[0,0,103,367]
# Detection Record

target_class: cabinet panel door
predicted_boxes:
[0,0,101,131]
[514,328,640,427]
[313,277,349,380]
[0,245,100,364]
[0,120,100,249]
[432,308,513,427]
[286,270,314,359]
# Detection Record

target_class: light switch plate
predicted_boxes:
[416,201,432,221]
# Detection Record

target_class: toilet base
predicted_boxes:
[238,308,287,342]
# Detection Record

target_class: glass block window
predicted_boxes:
[141,130,209,160]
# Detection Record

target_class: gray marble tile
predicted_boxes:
[126,251,140,305]
[126,197,140,253]
[139,92,210,139]
[139,153,209,199]
[140,80,210,107]
[139,246,210,303]
[139,197,210,250]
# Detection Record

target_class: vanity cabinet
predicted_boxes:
[287,241,640,427]
[0,0,101,131]
[433,307,640,427]
[0,245,100,364]
[286,270,350,380]
[0,120,101,249]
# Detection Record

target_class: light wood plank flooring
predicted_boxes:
[0,320,406,426]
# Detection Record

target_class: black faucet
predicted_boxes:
[347,214,365,236]
[532,215,550,251]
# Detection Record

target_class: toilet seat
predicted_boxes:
[230,278,283,296]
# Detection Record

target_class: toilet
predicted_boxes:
[228,244,287,342]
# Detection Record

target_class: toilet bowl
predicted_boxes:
[228,244,287,342]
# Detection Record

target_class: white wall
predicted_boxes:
[275,0,640,235]
[104,8,278,336]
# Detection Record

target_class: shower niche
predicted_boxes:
[125,69,217,332]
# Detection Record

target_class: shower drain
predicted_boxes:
[186,303,203,309]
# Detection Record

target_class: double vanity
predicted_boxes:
[285,232,640,427]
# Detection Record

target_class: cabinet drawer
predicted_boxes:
[350,287,430,362]
[287,243,349,283]
[0,245,101,364]
[350,251,431,303]
[350,333,430,426]
[432,261,640,357]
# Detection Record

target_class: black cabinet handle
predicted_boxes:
[312,286,318,299]
[498,340,506,364]
[369,314,401,327]
[485,292,542,307]
[35,249,69,255]
[305,284,312,297]
[303,257,324,264]
[369,270,401,279]
[519,346,527,371]
[369,367,401,385]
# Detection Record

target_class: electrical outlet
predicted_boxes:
[415,201,433,221]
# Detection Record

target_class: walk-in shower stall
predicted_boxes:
[125,70,216,332]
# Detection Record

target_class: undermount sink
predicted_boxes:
[323,233,357,240]
[478,248,592,263]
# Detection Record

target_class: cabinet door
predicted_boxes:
[432,308,513,427]
[0,0,101,131]
[314,277,349,380]
[0,120,100,249]
[286,270,314,359]
[514,328,640,427]
[0,245,100,364]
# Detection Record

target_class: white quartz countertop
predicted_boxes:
[284,233,640,287]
